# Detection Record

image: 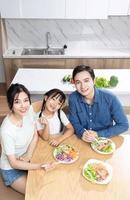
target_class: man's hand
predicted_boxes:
[82,130,98,143]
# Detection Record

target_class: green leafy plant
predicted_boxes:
[62,74,119,88]
[62,75,74,84]
[109,76,119,87]
[95,77,110,88]
[95,76,118,88]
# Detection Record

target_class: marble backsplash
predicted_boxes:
[5,16,130,49]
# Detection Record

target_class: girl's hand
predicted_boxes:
[39,116,48,126]
[49,138,61,147]
[82,130,98,143]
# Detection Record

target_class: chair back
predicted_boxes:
[32,101,42,113]
[62,105,68,114]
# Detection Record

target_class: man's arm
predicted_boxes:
[68,95,84,138]
[98,96,129,137]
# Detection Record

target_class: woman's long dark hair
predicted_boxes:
[7,83,31,110]
[39,89,66,132]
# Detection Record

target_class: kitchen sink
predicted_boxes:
[45,48,65,55]
[21,48,46,55]
[21,47,65,55]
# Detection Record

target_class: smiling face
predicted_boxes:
[45,94,64,113]
[12,91,30,117]
[74,71,95,98]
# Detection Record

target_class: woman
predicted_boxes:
[0,83,55,194]
[37,88,74,146]
[68,65,129,142]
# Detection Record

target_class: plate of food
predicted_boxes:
[53,144,79,164]
[82,159,112,184]
[91,137,116,154]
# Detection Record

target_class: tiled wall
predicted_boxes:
[5,16,130,49]
[1,16,130,82]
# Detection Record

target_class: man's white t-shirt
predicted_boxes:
[36,110,70,135]
[0,106,36,170]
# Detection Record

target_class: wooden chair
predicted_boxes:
[0,96,9,124]
[0,178,24,200]
[123,106,130,115]
[32,100,42,113]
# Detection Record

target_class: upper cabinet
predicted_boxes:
[0,0,21,18]
[66,0,86,19]
[22,0,65,18]
[108,0,130,15]
[85,0,108,19]
[66,0,108,19]
[128,3,130,15]
[1,0,130,19]
[0,0,65,18]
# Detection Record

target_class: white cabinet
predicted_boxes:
[0,0,108,19]
[108,0,130,15]
[0,0,65,19]
[66,0,86,19]
[0,0,21,18]
[127,1,130,15]
[2,0,130,19]
[22,0,65,18]
[66,0,108,19]
[85,0,108,19]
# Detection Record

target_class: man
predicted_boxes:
[69,65,129,142]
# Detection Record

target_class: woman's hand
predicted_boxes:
[18,152,32,162]
[82,130,98,143]
[41,162,59,171]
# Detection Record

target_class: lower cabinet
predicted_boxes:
[4,58,130,88]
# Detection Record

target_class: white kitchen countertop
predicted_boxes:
[11,68,130,106]
[12,68,130,95]
[3,47,130,58]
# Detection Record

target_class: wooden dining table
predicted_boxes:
[25,134,130,200]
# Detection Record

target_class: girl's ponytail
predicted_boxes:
[58,109,64,132]
[39,99,46,118]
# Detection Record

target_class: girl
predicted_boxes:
[37,89,74,146]
[0,83,55,194]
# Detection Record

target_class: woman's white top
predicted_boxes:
[36,110,70,135]
[0,106,36,170]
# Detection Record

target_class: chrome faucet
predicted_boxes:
[46,32,51,50]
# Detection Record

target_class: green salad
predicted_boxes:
[92,139,113,153]
[91,137,116,154]
[84,164,97,182]
[83,162,109,183]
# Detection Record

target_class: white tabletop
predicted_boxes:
[12,68,130,95]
